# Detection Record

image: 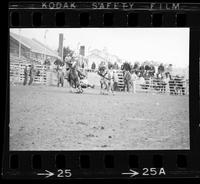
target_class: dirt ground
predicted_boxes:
[10,84,190,150]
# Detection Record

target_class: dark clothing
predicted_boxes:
[124,80,130,92]
[28,66,35,85]
[145,65,151,71]
[158,65,165,74]
[57,70,64,87]
[113,82,118,91]
[56,65,64,87]
[23,67,28,85]
[28,75,34,85]
[124,71,131,92]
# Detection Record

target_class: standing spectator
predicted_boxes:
[56,64,65,87]
[144,63,151,77]
[28,64,35,85]
[107,66,114,94]
[158,63,165,77]
[131,71,138,93]
[133,62,140,75]
[149,64,155,77]
[91,62,96,70]
[163,73,170,94]
[139,64,145,77]
[23,64,29,85]
[133,62,139,70]
[166,64,173,78]
[113,71,119,91]
[113,62,119,70]
[44,57,51,70]
[154,65,158,77]
[137,75,146,90]
[124,70,132,92]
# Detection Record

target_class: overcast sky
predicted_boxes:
[10,28,189,68]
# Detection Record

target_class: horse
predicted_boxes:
[68,65,83,93]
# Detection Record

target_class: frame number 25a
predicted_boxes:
[142,168,166,176]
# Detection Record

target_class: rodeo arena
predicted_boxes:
[10,30,189,150]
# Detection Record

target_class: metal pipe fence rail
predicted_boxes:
[132,79,189,95]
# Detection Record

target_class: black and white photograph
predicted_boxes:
[9,28,190,150]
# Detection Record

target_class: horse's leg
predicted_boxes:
[107,81,110,93]
[104,81,109,95]
[61,73,64,87]
[100,83,103,94]
[69,78,74,93]
[100,80,103,94]
[102,81,105,94]
[110,81,114,95]
[108,81,112,95]
[102,81,106,94]
[124,81,127,92]
[57,72,60,87]
[127,81,130,92]
[130,81,133,93]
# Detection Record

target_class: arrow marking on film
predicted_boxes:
[121,169,139,177]
[37,170,54,178]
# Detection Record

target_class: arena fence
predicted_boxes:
[132,78,189,95]
[82,69,189,95]
[10,59,189,95]
[115,70,125,91]
[10,55,47,85]
[115,71,189,95]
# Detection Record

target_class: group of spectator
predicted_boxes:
[121,61,173,79]
[107,61,187,95]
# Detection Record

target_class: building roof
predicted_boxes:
[10,31,61,59]
[10,32,31,49]
[32,38,59,57]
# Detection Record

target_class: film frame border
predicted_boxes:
[3,1,200,179]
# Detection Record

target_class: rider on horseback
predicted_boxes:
[98,62,108,78]
[65,55,86,82]
[65,55,94,93]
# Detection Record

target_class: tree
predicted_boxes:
[122,62,131,71]
[91,62,96,70]
[62,46,75,61]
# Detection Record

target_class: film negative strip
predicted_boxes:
[3,0,200,180]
